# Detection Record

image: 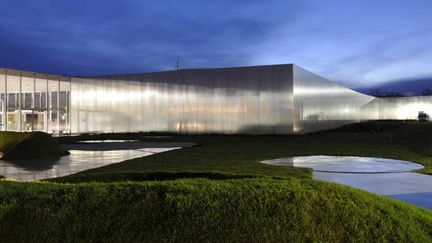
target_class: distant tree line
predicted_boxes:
[369,88,432,97]
[421,88,432,96]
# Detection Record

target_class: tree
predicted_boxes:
[420,88,432,96]
[369,89,402,97]
[369,89,384,97]
[385,91,402,97]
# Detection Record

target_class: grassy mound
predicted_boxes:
[0,131,28,152]
[0,131,68,160]
[1,178,431,242]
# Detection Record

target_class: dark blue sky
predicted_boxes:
[0,0,431,89]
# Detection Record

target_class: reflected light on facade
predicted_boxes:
[1,64,432,135]
[395,102,432,120]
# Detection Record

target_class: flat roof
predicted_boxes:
[0,67,70,81]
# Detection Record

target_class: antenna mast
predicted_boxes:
[175,56,181,70]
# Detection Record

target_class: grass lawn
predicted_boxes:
[53,121,432,183]
[1,121,432,241]
[1,179,432,242]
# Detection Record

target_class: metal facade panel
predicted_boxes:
[257,68,277,134]
[272,65,294,134]
[210,70,228,133]
[10,64,431,135]
[70,64,295,134]
[376,96,432,120]
[292,65,374,133]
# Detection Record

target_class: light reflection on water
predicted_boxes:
[262,155,432,208]
[0,148,179,181]
[262,155,424,173]
[76,140,140,143]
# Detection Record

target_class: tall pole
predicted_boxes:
[175,56,180,70]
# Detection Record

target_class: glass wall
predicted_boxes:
[59,78,70,133]
[6,70,20,131]
[21,74,34,131]
[0,68,70,134]
[0,69,5,131]
[35,74,48,131]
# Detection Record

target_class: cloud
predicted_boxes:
[248,1,432,88]
[0,0,300,75]
[356,77,432,96]
[0,0,431,90]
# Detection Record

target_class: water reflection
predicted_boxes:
[262,155,432,208]
[3,157,63,171]
[262,155,424,173]
[314,171,432,209]
[0,148,178,181]
[76,140,140,143]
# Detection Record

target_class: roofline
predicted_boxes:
[87,63,294,78]
[0,67,70,80]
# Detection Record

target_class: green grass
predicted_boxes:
[1,121,432,241]
[53,135,313,183]
[53,121,432,183]
[0,131,68,160]
[1,178,432,242]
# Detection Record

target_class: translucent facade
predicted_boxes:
[71,65,293,134]
[293,65,375,132]
[1,64,431,135]
[369,96,432,120]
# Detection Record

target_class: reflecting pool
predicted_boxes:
[0,141,193,181]
[262,155,432,209]
[261,155,424,173]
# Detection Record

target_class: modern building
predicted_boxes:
[0,64,430,134]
